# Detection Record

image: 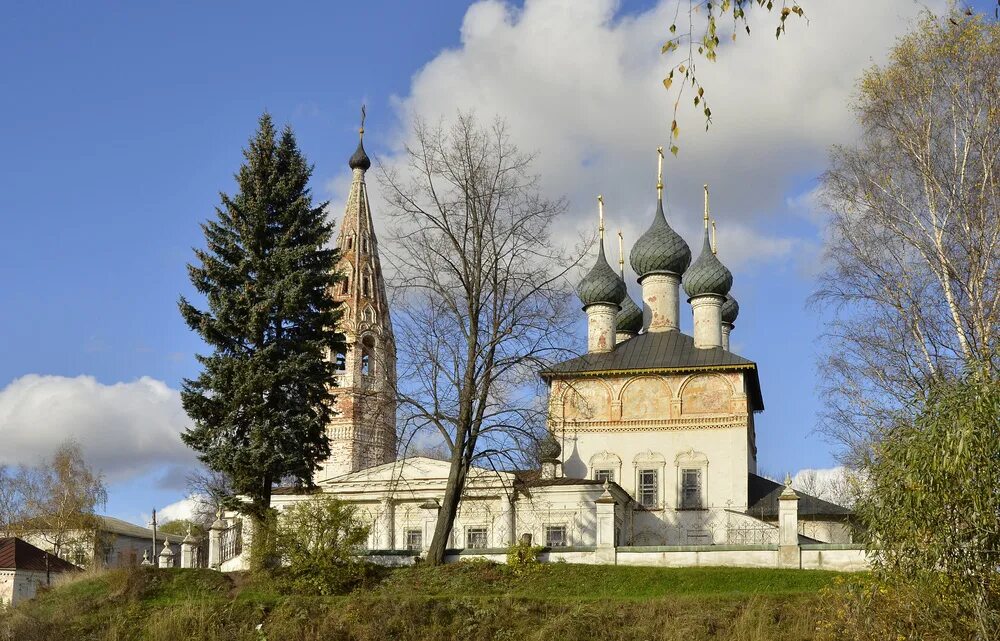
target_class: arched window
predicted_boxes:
[345,235,354,250]
[362,274,371,298]
[360,335,376,375]
[334,350,347,372]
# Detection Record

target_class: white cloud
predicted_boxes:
[341,0,944,278]
[156,495,201,523]
[0,374,195,483]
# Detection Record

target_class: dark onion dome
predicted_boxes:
[629,199,692,279]
[539,434,561,462]
[683,229,733,298]
[578,239,627,308]
[721,294,740,324]
[616,290,643,334]
[348,137,371,171]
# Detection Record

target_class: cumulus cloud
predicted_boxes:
[0,375,195,483]
[340,0,944,278]
[156,495,201,523]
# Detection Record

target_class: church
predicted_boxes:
[223,123,857,571]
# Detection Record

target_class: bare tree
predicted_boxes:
[183,467,236,530]
[379,113,582,564]
[815,12,1000,465]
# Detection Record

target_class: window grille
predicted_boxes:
[638,469,658,508]
[405,529,422,551]
[544,525,567,547]
[681,468,703,509]
[466,527,488,549]
[594,469,614,484]
[334,351,346,371]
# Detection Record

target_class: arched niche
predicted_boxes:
[561,379,612,421]
[620,376,672,420]
[679,373,734,415]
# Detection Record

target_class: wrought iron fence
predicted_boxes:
[220,520,242,564]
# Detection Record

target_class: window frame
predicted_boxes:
[680,467,704,510]
[594,468,615,484]
[637,468,659,508]
[465,526,488,550]
[404,528,423,551]
[544,525,568,548]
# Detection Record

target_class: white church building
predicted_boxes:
[216,129,862,572]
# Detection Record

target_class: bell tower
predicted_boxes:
[315,108,398,482]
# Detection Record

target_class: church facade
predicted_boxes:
[222,132,857,571]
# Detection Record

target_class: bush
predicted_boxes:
[506,539,543,575]
[272,495,375,595]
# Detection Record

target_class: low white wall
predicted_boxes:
[618,546,779,569]
[800,545,869,572]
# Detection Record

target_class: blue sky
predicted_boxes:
[0,0,977,524]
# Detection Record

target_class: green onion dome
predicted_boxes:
[629,199,691,279]
[578,239,627,309]
[539,434,562,462]
[616,290,643,334]
[721,294,739,324]
[683,230,733,298]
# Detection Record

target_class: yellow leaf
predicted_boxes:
[663,77,673,90]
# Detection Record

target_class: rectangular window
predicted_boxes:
[594,468,614,484]
[545,525,567,547]
[681,468,703,509]
[638,469,659,508]
[466,527,488,549]
[405,529,422,551]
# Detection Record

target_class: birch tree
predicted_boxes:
[815,12,1000,464]
[379,114,581,565]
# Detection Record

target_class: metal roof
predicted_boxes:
[0,537,79,572]
[746,474,852,519]
[541,330,763,410]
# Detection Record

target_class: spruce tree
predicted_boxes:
[179,113,342,530]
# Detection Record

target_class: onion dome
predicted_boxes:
[629,199,692,279]
[616,290,643,334]
[683,229,733,298]
[348,137,371,171]
[721,294,739,324]
[539,434,561,462]
[578,240,627,308]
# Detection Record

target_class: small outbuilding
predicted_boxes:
[0,537,79,606]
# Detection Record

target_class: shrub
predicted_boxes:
[506,539,543,575]
[272,495,374,595]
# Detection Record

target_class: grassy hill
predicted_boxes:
[0,563,845,641]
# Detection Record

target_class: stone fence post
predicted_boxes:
[208,511,226,570]
[158,539,175,568]
[181,528,198,569]
[595,482,618,565]
[778,475,800,569]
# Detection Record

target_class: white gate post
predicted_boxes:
[778,475,800,569]
[208,510,226,570]
[595,482,618,565]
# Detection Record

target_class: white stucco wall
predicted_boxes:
[0,569,53,606]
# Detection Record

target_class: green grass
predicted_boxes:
[375,561,840,600]
[0,563,852,641]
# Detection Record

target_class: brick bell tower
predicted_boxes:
[315,108,398,482]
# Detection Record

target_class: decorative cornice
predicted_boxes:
[559,416,748,432]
